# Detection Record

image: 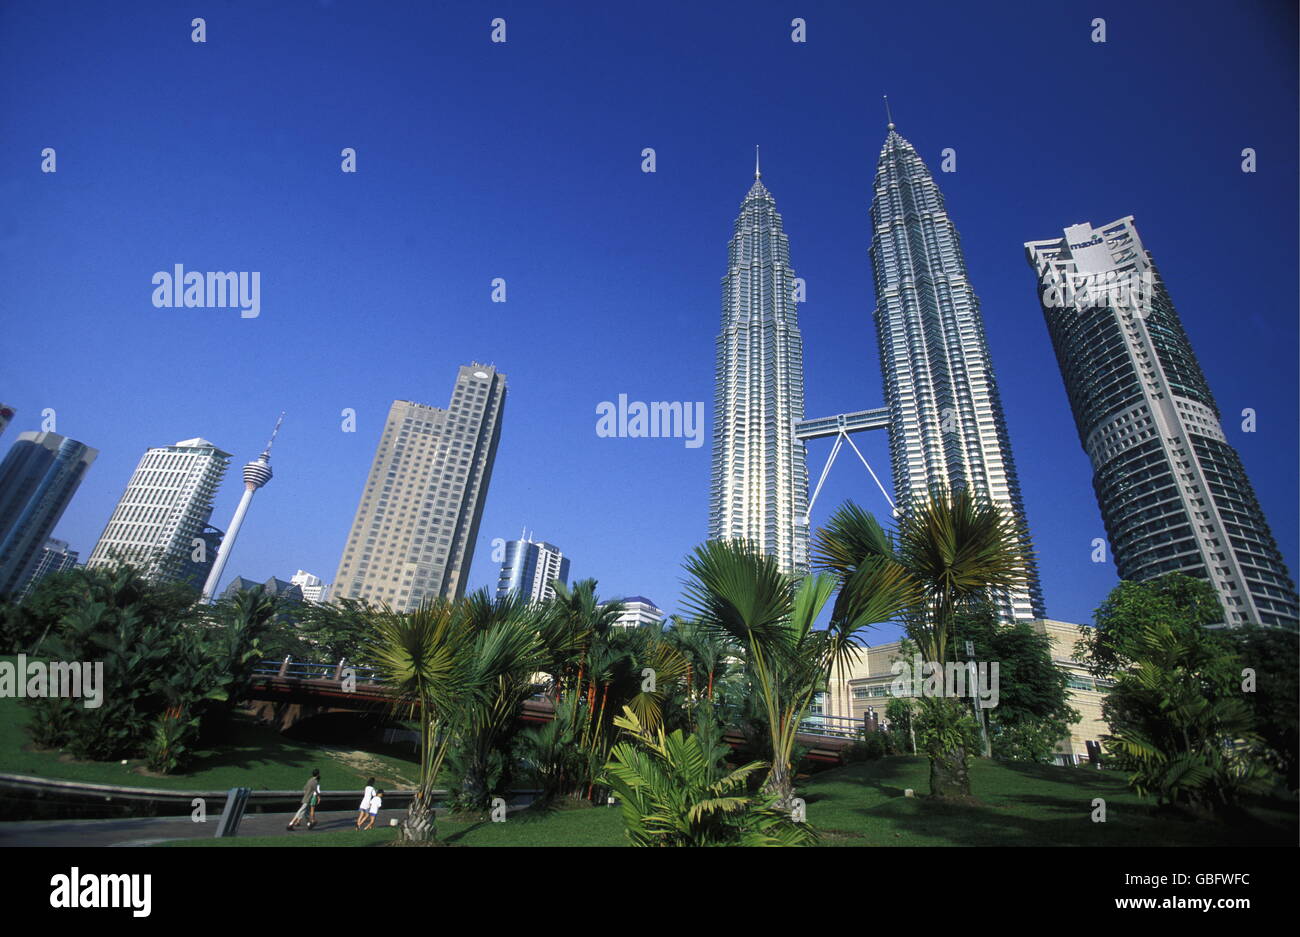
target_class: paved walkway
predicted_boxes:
[0,809,383,847]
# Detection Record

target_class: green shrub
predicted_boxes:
[144,712,199,774]
[843,734,886,763]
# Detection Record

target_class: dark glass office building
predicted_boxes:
[1026,216,1298,629]
[0,431,98,597]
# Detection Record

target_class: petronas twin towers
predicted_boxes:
[708,162,811,574]
[710,123,1046,622]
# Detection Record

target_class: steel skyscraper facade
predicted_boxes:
[1026,216,1298,629]
[709,160,810,574]
[333,363,506,611]
[869,124,1044,621]
[0,432,98,597]
[496,536,569,604]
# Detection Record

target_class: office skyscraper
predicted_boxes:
[178,524,223,590]
[869,121,1044,621]
[333,363,507,611]
[0,432,97,597]
[496,535,569,603]
[1026,216,1298,629]
[20,538,79,598]
[87,438,230,583]
[709,154,811,574]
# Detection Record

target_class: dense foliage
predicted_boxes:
[12,566,277,770]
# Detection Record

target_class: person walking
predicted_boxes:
[355,777,377,830]
[360,789,384,830]
[287,768,322,831]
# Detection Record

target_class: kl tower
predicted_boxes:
[201,413,283,604]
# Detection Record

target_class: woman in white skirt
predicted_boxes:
[355,777,377,830]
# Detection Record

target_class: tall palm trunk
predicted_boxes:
[929,742,972,800]
[402,790,438,842]
[763,759,796,810]
[403,700,438,841]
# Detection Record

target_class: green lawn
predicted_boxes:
[804,756,1295,846]
[160,755,1297,847]
[0,671,418,792]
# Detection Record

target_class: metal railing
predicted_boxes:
[254,663,870,747]
[251,657,385,685]
[798,713,866,740]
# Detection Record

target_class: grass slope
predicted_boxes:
[160,755,1297,847]
[0,680,418,792]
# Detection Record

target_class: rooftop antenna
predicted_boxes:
[262,411,285,458]
[755,145,761,180]
[883,95,895,131]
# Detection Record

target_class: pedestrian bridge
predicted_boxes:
[248,659,869,764]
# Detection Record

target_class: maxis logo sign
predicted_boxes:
[50,868,152,917]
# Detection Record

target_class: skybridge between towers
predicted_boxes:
[794,407,895,518]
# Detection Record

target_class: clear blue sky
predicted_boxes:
[2,1,1295,641]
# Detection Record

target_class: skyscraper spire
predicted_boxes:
[883,95,895,130]
[755,145,761,180]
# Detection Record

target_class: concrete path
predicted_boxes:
[0,809,382,847]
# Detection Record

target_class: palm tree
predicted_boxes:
[1104,619,1267,817]
[450,590,545,812]
[370,599,478,842]
[888,486,1031,799]
[662,616,740,712]
[682,535,913,808]
[536,578,624,695]
[602,706,816,846]
[536,584,691,801]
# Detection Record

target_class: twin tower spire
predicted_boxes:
[710,113,1045,621]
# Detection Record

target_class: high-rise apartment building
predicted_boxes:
[87,438,230,583]
[1026,216,1298,629]
[709,157,811,574]
[290,569,328,603]
[333,364,507,611]
[869,122,1043,621]
[0,431,98,597]
[496,536,569,604]
[20,538,80,598]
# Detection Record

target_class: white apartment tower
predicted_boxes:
[88,438,231,582]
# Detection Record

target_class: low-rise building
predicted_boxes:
[609,596,664,629]
[822,618,1110,766]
